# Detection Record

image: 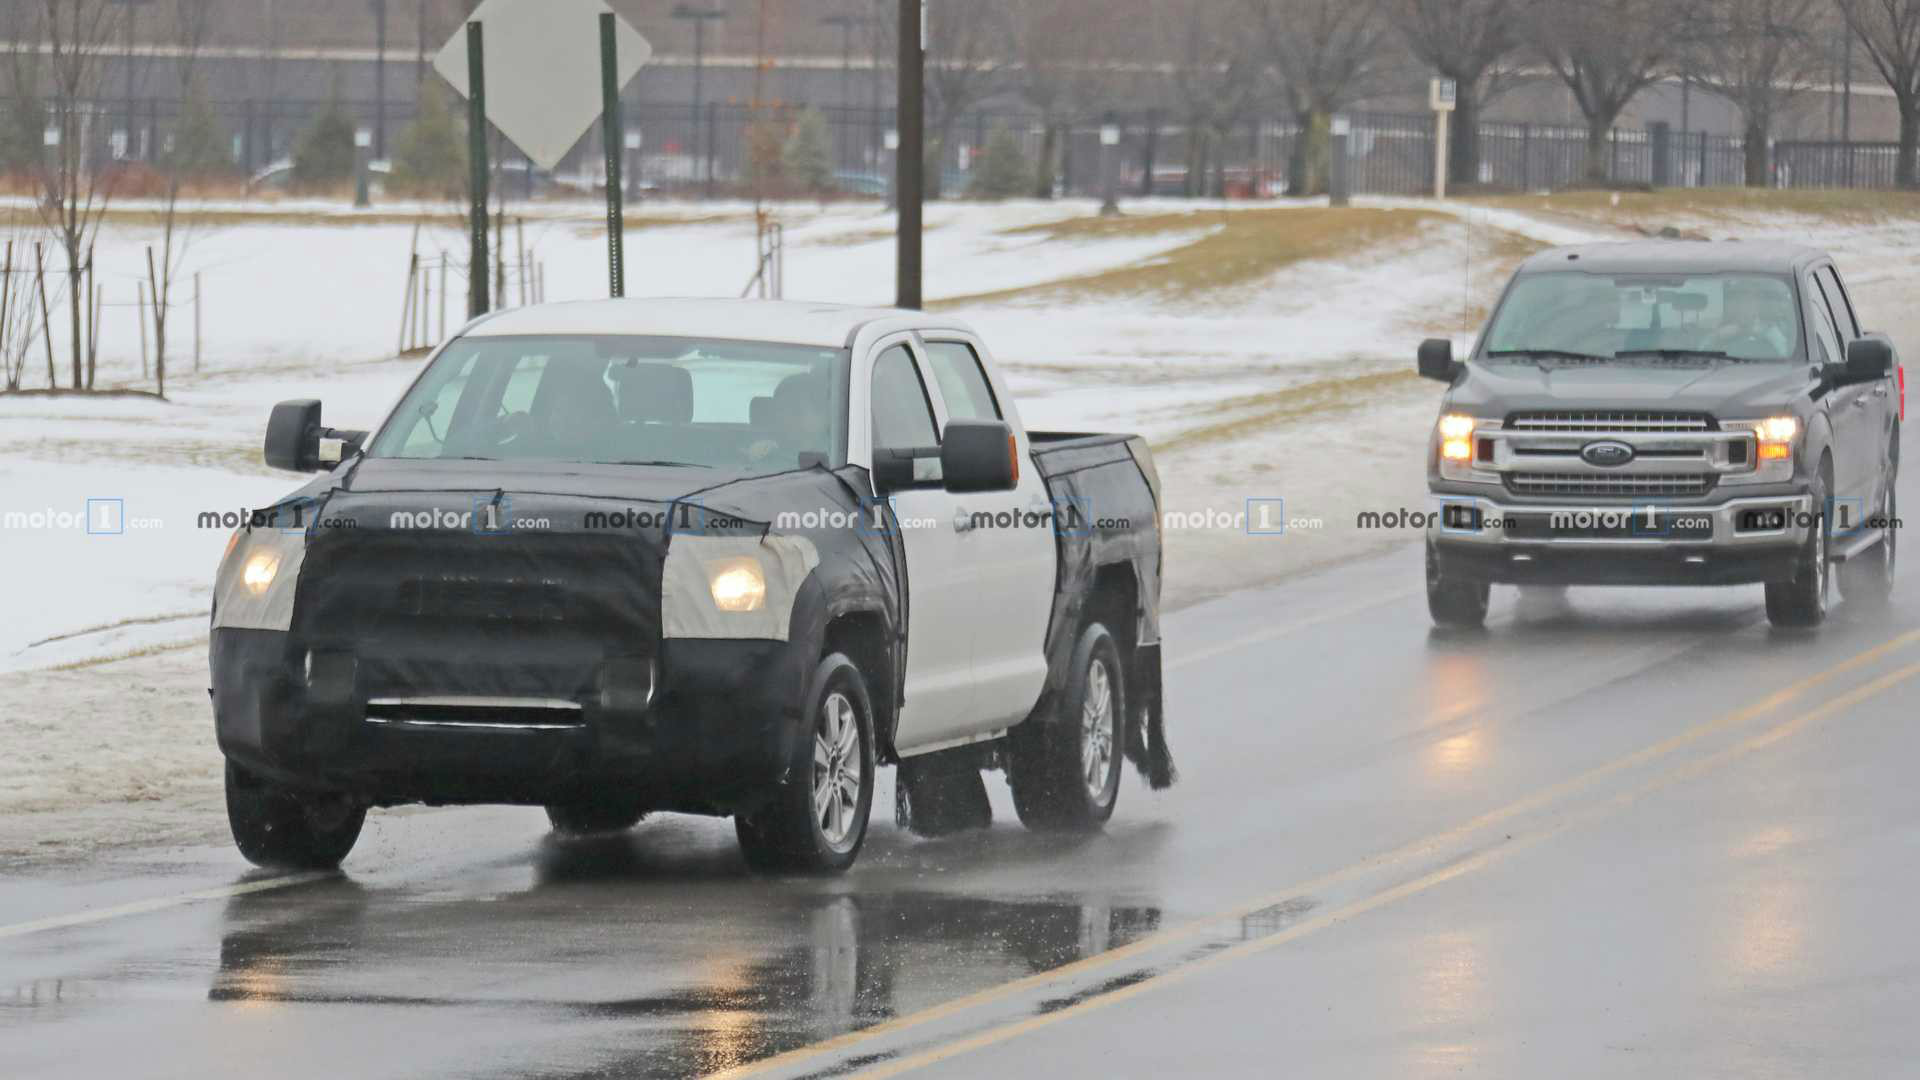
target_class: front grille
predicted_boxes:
[1506,472,1718,498]
[1507,411,1716,433]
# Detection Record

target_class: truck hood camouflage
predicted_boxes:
[1447,359,1814,418]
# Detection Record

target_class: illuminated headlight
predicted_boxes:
[1438,414,1475,462]
[708,557,767,613]
[1751,416,1798,463]
[241,552,281,595]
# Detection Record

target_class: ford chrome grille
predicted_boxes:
[1507,411,1716,433]
[1506,472,1717,498]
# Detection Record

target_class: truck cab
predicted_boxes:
[1418,243,1901,630]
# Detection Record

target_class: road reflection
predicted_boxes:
[207,845,1162,1079]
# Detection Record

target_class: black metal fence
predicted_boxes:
[4,95,1916,197]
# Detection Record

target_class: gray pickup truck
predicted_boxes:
[212,300,1171,873]
[1420,242,1902,629]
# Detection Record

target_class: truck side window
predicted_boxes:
[871,345,940,451]
[1805,276,1844,365]
[924,341,1003,423]
[1815,267,1860,339]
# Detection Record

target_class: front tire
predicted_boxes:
[1427,540,1490,629]
[735,653,876,874]
[1009,623,1124,831]
[225,761,365,870]
[1767,462,1834,628]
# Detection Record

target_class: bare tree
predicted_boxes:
[1246,0,1389,196]
[881,0,1012,198]
[6,0,127,391]
[1156,0,1262,198]
[1016,0,1080,199]
[1389,0,1521,185]
[1689,0,1824,187]
[1525,0,1679,184]
[1839,0,1920,187]
[149,0,218,397]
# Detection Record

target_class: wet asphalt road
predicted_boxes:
[4,423,1918,1079]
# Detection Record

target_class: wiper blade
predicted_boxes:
[1613,348,1733,361]
[607,459,713,468]
[1485,348,1611,362]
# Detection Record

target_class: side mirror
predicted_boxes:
[265,399,366,472]
[941,419,1018,493]
[1843,337,1893,384]
[1418,338,1460,383]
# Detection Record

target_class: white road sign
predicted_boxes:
[433,0,652,171]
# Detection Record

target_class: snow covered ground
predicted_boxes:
[3,192,1917,861]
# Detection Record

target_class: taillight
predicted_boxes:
[1900,364,1907,422]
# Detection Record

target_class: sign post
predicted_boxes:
[1430,77,1456,201]
[466,20,490,318]
[600,11,625,298]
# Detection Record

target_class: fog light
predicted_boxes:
[1442,438,1473,461]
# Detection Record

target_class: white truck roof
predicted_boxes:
[464,298,978,349]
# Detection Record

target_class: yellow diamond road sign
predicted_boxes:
[433,0,652,171]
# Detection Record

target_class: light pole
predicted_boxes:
[884,127,899,209]
[354,127,373,207]
[1099,114,1122,216]
[672,4,726,189]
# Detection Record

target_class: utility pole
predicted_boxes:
[371,0,388,157]
[896,0,923,309]
[466,20,490,318]
[601,11,626,298]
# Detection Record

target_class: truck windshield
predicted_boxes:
[366,335,849,473]
[1482,271,1802,363]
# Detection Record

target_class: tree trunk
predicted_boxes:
[1294,109,1330,196]
[1900,102,1920,190]
[1033,122,1058,199]
[66,258,83,390]
[1583,115,1615,185]
[1451,88,1481,186]
[1743,116,1770,189]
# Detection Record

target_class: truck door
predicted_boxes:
[866,340,975,752]
[1804,269,1869,506]
[1816,266,1895,508]
[921,336,1057,728]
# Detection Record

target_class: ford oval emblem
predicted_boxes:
[1581,440,1636,467]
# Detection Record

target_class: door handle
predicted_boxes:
[1852,396,1869,408]
[952,508,976,534]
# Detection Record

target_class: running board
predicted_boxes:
[1829,527,1887,563]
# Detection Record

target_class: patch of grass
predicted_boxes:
[1155,367,1425,453]
[1467,187,1920,226]
[939,207,1441,307]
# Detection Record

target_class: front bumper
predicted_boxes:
[1427,491,1812,586]
[211,628,811,814]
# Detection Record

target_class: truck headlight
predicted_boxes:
[708,557,767,613]
[241,551,281,595]
[1438,414,1475,462]
[1756,415,1797,461]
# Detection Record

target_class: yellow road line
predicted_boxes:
[704,626,1920,1080]
[848,659,1920,1079]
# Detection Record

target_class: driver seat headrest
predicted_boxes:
[615,363,694,424]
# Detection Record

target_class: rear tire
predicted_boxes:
[1767,462,1834,629]
[735,653,876,874]
[1426,540,1490,629]
[225,761,365,870]
[1009,623,1124,832]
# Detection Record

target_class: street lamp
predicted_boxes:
[354,127,373,208]
[1099,115,1122,216]
[625,130,643,199]
[884,127,899,209]
[671,4,726,189]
